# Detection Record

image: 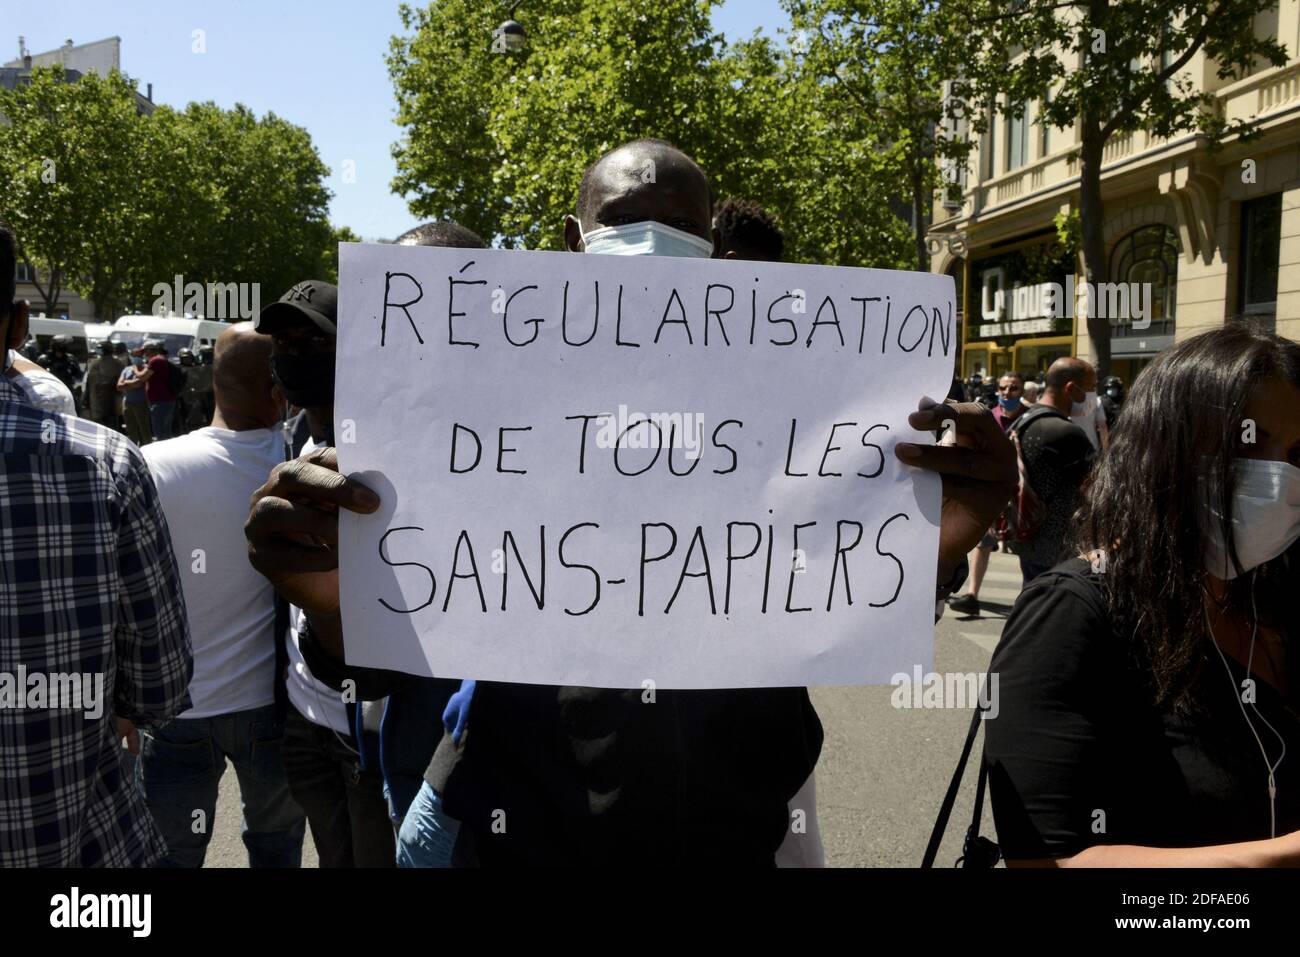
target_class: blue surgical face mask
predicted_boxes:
[997,395,1022,412]
[581,220,713,258]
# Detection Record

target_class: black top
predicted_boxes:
[984,559,1300,860]
[1010,407,1094,567]
[442,682,823,866]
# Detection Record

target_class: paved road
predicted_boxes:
[813,550,1022,867]
[204,550,1023,868]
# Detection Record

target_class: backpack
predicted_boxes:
[1005,408,1067,543]
[167,361,187,395]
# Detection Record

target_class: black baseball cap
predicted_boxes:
[256,280,338,336]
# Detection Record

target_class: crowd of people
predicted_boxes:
[1,135,1297,870]
[10,332,215,444]
[945,362,1116,615]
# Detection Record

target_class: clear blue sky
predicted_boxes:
[5,0,790,241]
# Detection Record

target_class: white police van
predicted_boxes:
[110,314,228,357]
[25,316,90,364]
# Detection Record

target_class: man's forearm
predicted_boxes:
[306,609,346,660]
[298,608,412,699]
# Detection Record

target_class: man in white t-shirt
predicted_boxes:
[248,279,397,868]
[137,322,306,867]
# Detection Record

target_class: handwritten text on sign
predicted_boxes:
[336,244,954,688]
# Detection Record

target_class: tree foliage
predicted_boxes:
[0,66,347,318]
[784,0,975,270]
[388,0,914,266]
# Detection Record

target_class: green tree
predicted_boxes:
[319,223,363,283]
[388,0,914,266]
[103,103,224,316]
[0,68,344,318]
[179,102,335,302]
[710,33,915,267]
[952,0,1287,375]
[784,0,974,271]
[0,66,143,318]
[390,0,727,250]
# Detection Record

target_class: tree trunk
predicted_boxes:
[1077,119,1110,378]
[23,258,62,317]
[912,174,928,273]
[89,264,119,322]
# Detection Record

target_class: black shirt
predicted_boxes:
[1010,407,1094,567]
[985,559,1300,859]
[442,683,823,866]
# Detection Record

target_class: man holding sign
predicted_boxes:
[246,139,1015,866]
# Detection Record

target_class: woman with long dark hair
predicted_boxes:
[984,325,1300,865]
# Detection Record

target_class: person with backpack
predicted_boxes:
[1005,357,1097,585]
[134,338,184,441]
[985,327,1300,865]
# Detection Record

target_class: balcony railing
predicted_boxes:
[947,59,1300,221]
[1221,59,1300,125]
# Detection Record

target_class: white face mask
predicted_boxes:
[581,220,713,259]
[1203,459,1300,580]
[1070,389,1098,418]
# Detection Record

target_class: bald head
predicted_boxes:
[565,138,716,253]
[1041,357,1097,416]
[213,322,282,430]
[1044,357,1095,393]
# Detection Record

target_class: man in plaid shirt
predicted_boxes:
[1,223,193,866]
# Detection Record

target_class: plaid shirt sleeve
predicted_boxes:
[112,445,193,727]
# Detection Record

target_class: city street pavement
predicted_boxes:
[204,550,1023,868]
[812,548,1021,867]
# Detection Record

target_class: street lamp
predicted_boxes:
[492,4,526,54]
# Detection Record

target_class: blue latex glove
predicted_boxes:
[396,781,459,869]
[441,679,477,744]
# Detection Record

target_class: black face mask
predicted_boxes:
[271,353,335,409]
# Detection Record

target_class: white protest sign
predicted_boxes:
[335,243,954,688]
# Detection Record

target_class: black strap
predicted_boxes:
[272,593,290,722]
[1007,405,1065,438]
[922,705,984,867]
[958,741,1000,868]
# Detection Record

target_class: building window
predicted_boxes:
[1038,92,1051,158]
[1108,225,1179,335]
[15,261,36,284]
[982,108,997,180]
[1239,193,1281,316]
[1006,101,1028,172]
